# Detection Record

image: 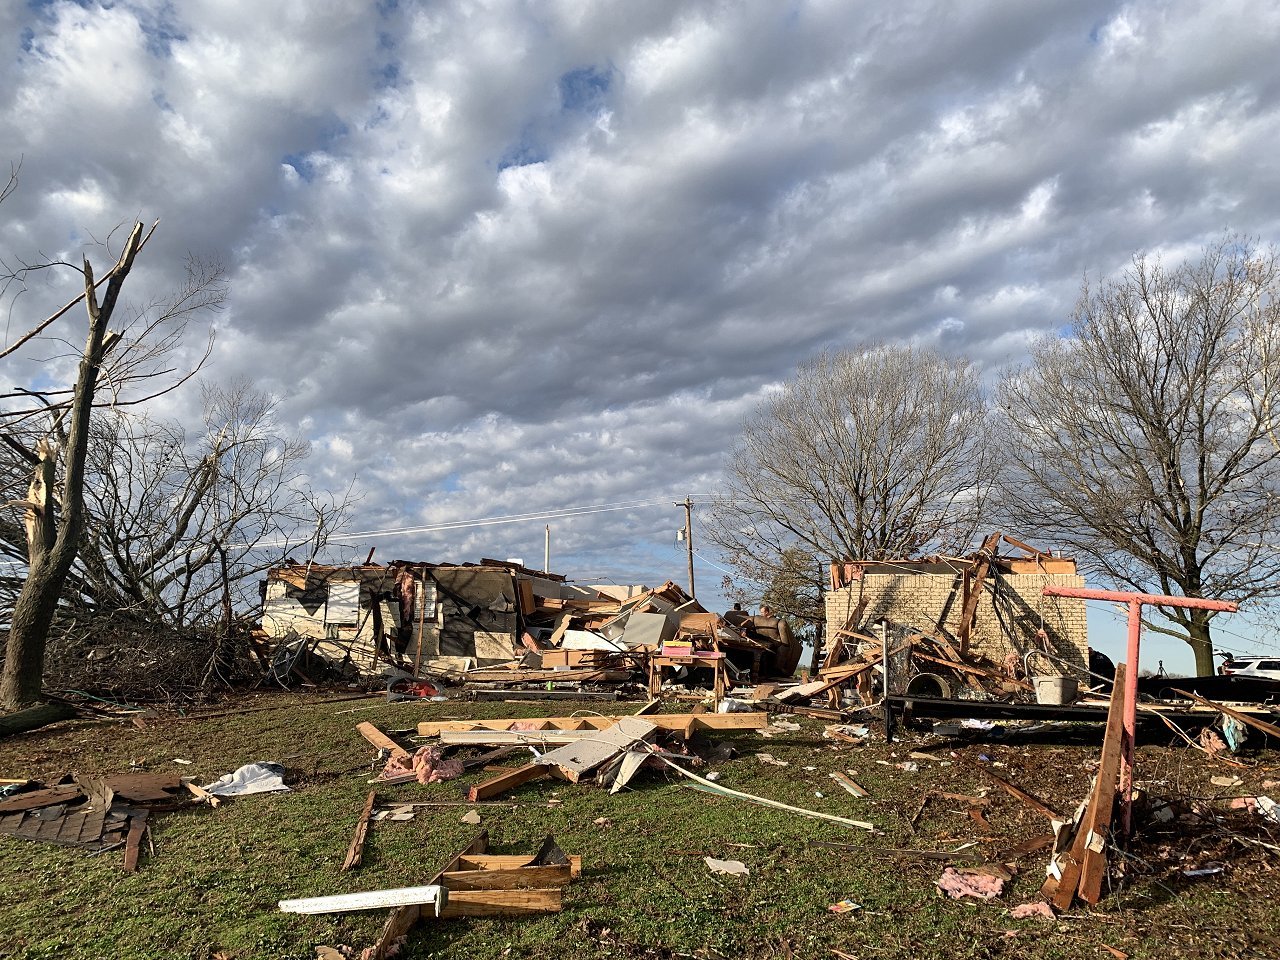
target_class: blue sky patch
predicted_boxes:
[558,64,613,113]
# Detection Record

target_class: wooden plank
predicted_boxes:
[441,864,572,891]
[181,779,222,808]
[440,730,601,747]
[418,713,768,737]
[957,758,1063,822]
[913,651,1035,691]
[342,791,378,871]
[457,854,583,879]
[438,888,562,917]
[464,668,630,683]
[829,772,870,798]
[535,717,657,783]
[467,763,551,802]
[122,815,147,873]
[1170,688,1280,740]
[1076,665,1129,905]
[357,722,411,761]
[956,531,1002,654]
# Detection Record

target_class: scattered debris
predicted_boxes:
[202,762,290,796]
[704,857,749,877]
[827,899,862,914]
[0,772,205,872]
[342,791,377,871]
[334,831,580,960]
[1010,901,1055,920]
[937,866,1006,900]
[756,753,789,767]
[460,809,481,825]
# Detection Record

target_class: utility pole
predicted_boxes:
[543,525,550,573]
[676,496,695,598]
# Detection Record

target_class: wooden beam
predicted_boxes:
[956,531,1001,655]
[912,650,1034,691]
[458,854,582,879]
[418,713,768,737]
[438,888,562,917]
[441,864,572,890]
[1170,689,1280,740]
[1076,664,1129,904]
[955,757,1063,822]
[356,722,410,761]
[122,815,146,873]
[440,730,601,747]
[467,763,551,802]
[342,790,377,872]
[180,779,221,808]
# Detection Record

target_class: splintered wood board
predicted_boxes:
[418,713,768,737]
[467,763,551,802]
[357,722,411,761]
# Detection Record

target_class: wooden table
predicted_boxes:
[648,653,727,702]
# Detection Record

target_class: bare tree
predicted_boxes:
[707,345,999,598]
[0,220,226,710]
[67,380,350,626]
[996,236,1280,675]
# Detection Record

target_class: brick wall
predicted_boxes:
[824,570,1088,668]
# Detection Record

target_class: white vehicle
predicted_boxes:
[1222,656,1280,681]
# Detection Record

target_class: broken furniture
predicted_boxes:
[648,650,728,701]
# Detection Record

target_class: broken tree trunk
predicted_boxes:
[0,701,77,738]
[0,223,145,712]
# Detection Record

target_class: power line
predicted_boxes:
[248,497,677,551]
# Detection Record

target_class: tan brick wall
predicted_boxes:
[825,571,1088,668]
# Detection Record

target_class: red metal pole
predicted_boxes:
[1120,598,1141,834]
[1041,583,1238,839]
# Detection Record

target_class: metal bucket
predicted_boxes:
[1033,675,1078,705]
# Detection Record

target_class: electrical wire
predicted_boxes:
[248,497,678,551]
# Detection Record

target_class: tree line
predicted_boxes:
[709,236,1280,676]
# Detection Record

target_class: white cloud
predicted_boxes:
[3,0,1280,628]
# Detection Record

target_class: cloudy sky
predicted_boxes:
[3,1,1279,670]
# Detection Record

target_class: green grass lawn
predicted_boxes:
[1,693,1277,960]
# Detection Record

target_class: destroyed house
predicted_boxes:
[824,533,1090,672]
[259,559,652,677]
